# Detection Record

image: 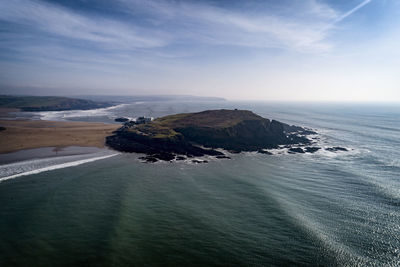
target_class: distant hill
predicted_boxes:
[73,95,226,103]
[0,95,112,111]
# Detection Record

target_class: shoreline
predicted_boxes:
[0,103,128,121]
[0,146,112,165]
[0,148,119,182]
[0,119,120,155]
[0,108,20,119]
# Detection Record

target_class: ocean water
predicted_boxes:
[1,101,400,266]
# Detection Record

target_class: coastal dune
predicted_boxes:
[0,120,119,154]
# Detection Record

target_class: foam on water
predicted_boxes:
[37,103,128,121]
[0,153,119,182]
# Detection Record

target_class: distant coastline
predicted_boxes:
[0,95,113,112]
[0,94,226,113]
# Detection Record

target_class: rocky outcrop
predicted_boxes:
[326,147,348,152]
[115,117,129,122]
[106,109,316,161]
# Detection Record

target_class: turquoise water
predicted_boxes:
[1,102,400,266]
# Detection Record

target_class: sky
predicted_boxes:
[0,0,399,101]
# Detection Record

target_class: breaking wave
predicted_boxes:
[36,104,128,121]
[0,152,119,182]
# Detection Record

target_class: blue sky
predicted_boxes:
[0,0,399,101]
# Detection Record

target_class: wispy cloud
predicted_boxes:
[334,0,373,23]
[115,0,372,52]
[118,0,338,52]
[0,0,374,56]
[0,0,170,49]
[0,0,376,71]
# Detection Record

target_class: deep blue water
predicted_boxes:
[1,101,399,266]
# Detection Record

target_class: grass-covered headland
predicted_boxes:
[106,109,317,162]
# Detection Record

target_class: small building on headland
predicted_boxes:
[135,116,152,124]
[119,116,153,128]
[115,116,153,129]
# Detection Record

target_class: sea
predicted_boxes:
[0,100,399,266]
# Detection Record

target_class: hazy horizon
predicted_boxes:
[1,0,399,102]
[4,92,400,104]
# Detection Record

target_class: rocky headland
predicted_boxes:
[106,109,326,162]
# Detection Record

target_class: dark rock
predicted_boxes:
[151,153,176,161]
[139,152,175,163]
[282,123,317,135]
[0,126,5,131]
[215,155,231,159]
[106,132,223,158]
[192,159,208,164]
[305,147,321,153]
[301,129,318,135]
[115,117,129,122]
[139,156,158,163]
[257,149,273,155]
[326,147,348,152]
[288,147,305,154]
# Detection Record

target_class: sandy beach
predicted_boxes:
[0,108,20,119]
[0,120,120,154]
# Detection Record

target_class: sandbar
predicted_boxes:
[0,120,119,154]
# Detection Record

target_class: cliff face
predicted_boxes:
[106,130,223,157]
[106,109,312,160]
[174,119,292,151]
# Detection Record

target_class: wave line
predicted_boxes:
[0,153,119,182]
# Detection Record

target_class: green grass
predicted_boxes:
[127,109,265,140]
[128,123,180,139]
[155,109,263,128]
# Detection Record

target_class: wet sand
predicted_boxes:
[0,120,119,154]
[0,146,109,165]
[0,108,20,119]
